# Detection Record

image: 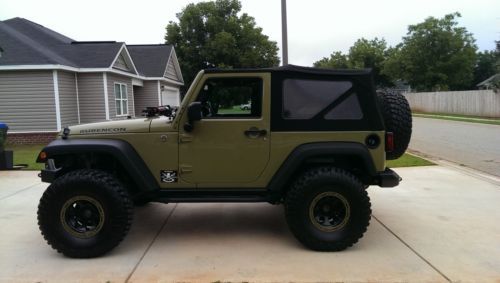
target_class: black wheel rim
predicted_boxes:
[309,192,350,232]
[60,196,105,238]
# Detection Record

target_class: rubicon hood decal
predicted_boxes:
[79,128,127,135]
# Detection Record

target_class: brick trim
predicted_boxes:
[6,133,58,145]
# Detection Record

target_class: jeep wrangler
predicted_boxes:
[36,65,412,258]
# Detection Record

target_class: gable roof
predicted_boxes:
[0,17,182,84]
[477,74,500,88]
[127,44,172,77]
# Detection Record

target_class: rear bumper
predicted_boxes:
[373,168,401,187]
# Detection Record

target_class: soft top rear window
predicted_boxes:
[282,79,358,120]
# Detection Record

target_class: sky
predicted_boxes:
[1,0,499,66]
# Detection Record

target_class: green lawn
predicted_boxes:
[387,153,434,168]
[4,144,45,170]
[413,112,500,126]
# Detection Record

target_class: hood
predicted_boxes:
[67,118,152,136]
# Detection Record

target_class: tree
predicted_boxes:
[496,40,500,72]
[348,38,392,86]
[383,13,477,91]
[314,51,349,69]
[472,50,498,87]
[313,38,392,87]
[165,0,280,87]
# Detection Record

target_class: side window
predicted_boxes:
[196,77,262,118]
[282,79,362,120]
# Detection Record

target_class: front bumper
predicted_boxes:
[38,159,62,183]
[373,168,401,187]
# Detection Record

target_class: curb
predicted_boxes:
[407,149,500,186]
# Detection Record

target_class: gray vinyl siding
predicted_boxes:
[0,71,57,132]
[107,73,134,118]
[57,71,79,127]
[164,58,179,81]
[113,53,132,72]
[134,80,159,114]
[77,73,106,123]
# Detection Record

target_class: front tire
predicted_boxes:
[285,167,371,251]
[37,169,133,258]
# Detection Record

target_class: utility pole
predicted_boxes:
[281,0,288,65]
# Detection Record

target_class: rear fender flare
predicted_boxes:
[267,142,376,197]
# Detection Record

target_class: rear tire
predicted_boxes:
[377,90,412,160]
[38,169,133,258]
[285,167,371,251]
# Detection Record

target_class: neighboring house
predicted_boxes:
[0,17,183,143]
[477,74,500,90]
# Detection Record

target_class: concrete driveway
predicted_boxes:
[0,166,499,282]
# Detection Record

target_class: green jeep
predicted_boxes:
[36,65,412,258]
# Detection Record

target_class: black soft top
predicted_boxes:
[206,64,383,132]
[204,64,372,76]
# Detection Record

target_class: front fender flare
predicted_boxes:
[38,139,159,192]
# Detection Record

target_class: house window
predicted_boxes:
[114,83,128,116]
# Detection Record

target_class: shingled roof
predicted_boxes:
[0,17,177,79]
[0,17,125,68]
[127,45,172,77]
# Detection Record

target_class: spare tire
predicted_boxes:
[377,90,412,160]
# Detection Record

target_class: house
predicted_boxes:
[477,74,500,90]
[0,17,183,143]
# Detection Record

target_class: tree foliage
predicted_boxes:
[314,51,349,69]
[496,41,500,72]
[383,13,477,91]
[314,38,392,86]
[348,38,392,86]
[165,0,280,87]
[472,50,498,87]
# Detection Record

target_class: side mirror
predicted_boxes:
[184,102,202,132]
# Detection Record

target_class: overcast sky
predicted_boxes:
[1,0,499,66]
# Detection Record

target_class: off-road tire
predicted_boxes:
[377,90,412,160]
[37,169,133,258]
[285,167,371,251]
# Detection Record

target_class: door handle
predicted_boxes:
[244,127,267,138]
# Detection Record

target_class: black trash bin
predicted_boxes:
[0,122,13,169]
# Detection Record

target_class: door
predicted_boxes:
[161,86,180,106]
[179,75,270,186]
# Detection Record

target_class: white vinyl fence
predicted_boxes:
[403,90,500,118]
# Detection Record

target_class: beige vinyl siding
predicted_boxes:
[77,73,106,123]
[58,71,79,127]
[164,58,180,81]
[107,73,134,118]
[0,71,57,132]
[134,80,159,114]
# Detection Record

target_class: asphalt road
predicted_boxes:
[409,117,500,176]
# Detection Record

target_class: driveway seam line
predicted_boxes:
[124,203,178,283]
[373,215,452,282]
[0,182,40,202]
